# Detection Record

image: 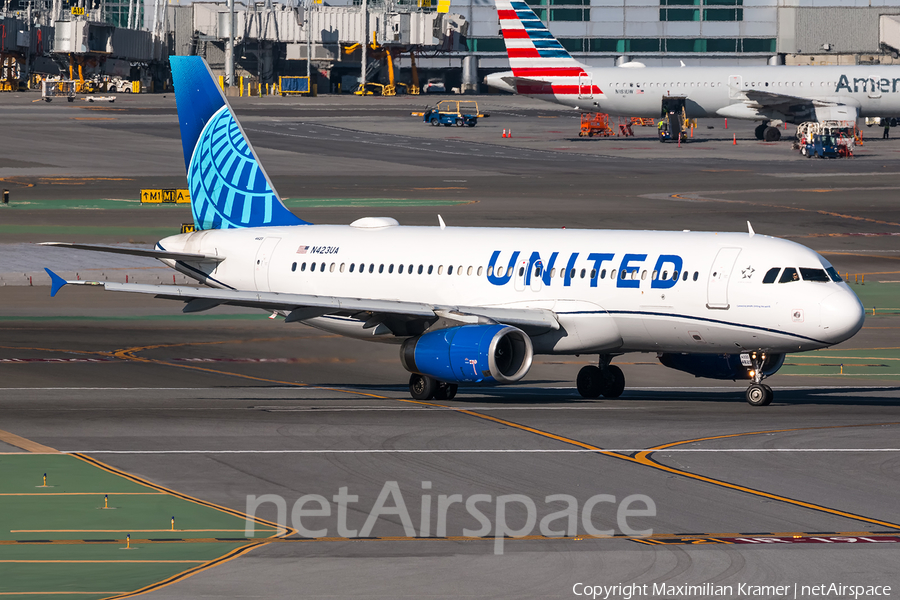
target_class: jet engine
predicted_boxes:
[400,324,533,384]
[658,353,785,381]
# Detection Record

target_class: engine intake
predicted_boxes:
[658,353,785,381]
[400,324,533,384]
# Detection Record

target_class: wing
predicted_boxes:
[39,242,224,263]
[739,89,858,122]
[44,270,560,336]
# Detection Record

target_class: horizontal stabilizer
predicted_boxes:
[39,242,224,263]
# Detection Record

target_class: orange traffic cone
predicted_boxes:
[502,129,507,138]
[732,134,737,145]
[508,129,512,138]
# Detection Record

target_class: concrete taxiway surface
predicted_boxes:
[0,91,898,598]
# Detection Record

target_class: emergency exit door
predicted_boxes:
[707,247,741,309]
[254,237,282,292]
[578,73,593,99]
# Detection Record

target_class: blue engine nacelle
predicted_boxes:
[400,324,533,384]
[658,353,785,380]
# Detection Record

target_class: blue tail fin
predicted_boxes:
[169,56,309,230]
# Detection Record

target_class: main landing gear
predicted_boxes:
[754,121,782,142]
[576,355,625,399]
[744,352,774,406]
[408,373,458,401]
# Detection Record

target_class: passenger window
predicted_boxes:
[438,265,444,275]
[693,271,698,281]
[620,269,627,279]
[418,265,423,274]
[408,265,414,274]
[652,270,658,280]
[469,266,475,276]
[291,262,297,272]
[779,267,799,283]
[571,268,576,278]
[580,269,586,279]
[428,265,433,275]
[672,270,678,280]
[301,262,306,272]
[662,270,668,280]
[449,266,454,275]
[477,266,483,276]
[369,264,375,273]
[398,264,403,273]
[350,264,355,273]
[762,267,780,284]
[590,269,596,279]
[330,263,335,273]
[641,270,647,280]
[600,269,606,279]
[320,262,326,271]
[341,263,346,273]
[458,267,464,276]
[682,270,688,281]
[379,264,384,273]
[487,266,493,277]
[519,267,525,276]
[389,264,394,273]
[359,263,365,273]
[800,267,829,282]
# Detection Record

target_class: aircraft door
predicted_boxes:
[530,260,544,292]
[254,237,282,292]
[514,258,529,292]
[578,73,593,99]
[707,247,741,309]
[728,75,744,99]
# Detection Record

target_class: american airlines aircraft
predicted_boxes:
[485,0,900,141]
[43,56,864,406]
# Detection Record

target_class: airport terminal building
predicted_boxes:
[456,0,900,67]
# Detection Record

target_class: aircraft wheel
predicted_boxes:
[409,373,437,400]
[764,126,781,142]
[754,123,767,140]
[603,365,626,398]
[434,382,458,400]
[576,365,604,399]
[430,117,440,126]
[745,383,773,406]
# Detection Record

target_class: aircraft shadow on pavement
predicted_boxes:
[337,384,900,407]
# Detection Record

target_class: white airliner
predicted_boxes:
[43,56,864,406]
[485,0,900,141]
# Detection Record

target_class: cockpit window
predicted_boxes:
[800,268,829,282]
[779,267,799,283]
[762,268,780,284]
[825,266,842,282]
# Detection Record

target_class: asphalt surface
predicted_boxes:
[0,91,898,599]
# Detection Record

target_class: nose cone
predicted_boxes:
[819,289,865,343]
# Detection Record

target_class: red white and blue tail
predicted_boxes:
[495,0,585,75]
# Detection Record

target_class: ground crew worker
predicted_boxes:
[884,122,890,139]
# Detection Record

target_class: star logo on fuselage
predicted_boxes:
[742,266,755,279]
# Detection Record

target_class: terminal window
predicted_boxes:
[660,0,742,21]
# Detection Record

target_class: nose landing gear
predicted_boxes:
[576,355,625,399]
[744,352,774,406]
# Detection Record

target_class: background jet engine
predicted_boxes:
[658,353,786,381]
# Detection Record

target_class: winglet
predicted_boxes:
[747,221,755,237]
[45,268,67,297]
[438,215,446,230]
